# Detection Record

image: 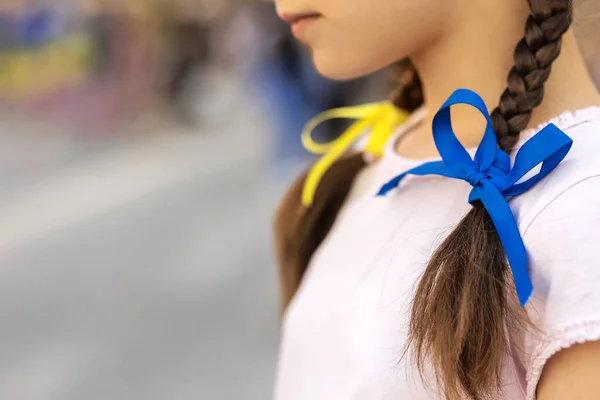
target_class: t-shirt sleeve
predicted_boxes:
[521,175,600,399]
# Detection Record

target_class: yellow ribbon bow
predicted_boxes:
[301,102,409,208]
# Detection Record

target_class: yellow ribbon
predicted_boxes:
[301,102,409,207]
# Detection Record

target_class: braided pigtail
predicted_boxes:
[407,1,573,399]
[274,60,423,311]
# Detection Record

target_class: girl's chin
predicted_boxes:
[311,50,384,81]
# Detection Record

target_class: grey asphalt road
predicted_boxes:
[0,103,283,400]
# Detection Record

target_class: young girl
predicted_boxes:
[273,0,600,399]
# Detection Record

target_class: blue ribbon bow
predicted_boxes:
[377,89,573,306]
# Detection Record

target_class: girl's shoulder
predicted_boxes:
[509,106,600,400]
[513,105,600,230]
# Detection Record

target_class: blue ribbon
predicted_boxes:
[377,89,573,306]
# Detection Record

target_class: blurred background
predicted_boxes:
[0,1,390,399]
[0,1,597,399]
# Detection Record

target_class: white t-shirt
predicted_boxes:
[275,106,600,400]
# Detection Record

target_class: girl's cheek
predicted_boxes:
[293,0,453,81]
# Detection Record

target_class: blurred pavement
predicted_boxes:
[0,75,281,400]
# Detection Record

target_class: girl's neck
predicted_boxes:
[396,1,600,159]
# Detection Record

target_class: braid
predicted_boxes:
[408,1,574,399]
[492,0,573,151]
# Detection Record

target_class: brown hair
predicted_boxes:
[273,58,423,311]
[273,1,573,398]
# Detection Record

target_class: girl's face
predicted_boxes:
[275,0,455,80]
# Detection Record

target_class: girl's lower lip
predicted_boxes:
[291,15,320,37]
